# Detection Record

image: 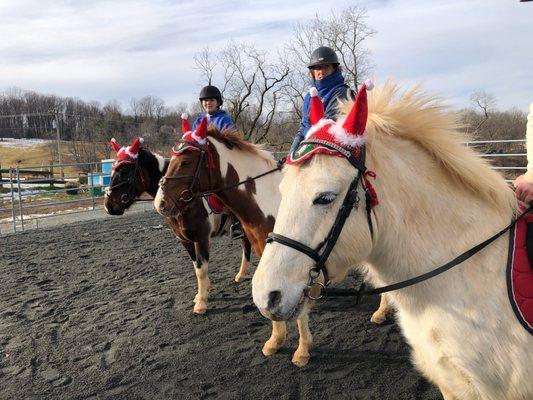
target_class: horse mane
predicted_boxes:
[207,125,276,165]
[340,81,515,213]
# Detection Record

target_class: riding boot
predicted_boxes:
[230,214,244,240]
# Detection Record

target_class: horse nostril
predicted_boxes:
[267,290,282,310]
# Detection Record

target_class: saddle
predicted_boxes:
[206,194,224,214]
[507,210,533,334]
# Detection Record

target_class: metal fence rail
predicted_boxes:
[0,139,529,235]
[0,161,107,234]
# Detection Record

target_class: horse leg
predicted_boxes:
[291,283,320,367]
[262,321,287,356]
[370,293,393,324]
[179,240,201,304]
[192,240,210,314]
[234,236,252,282]
[292,314,313,367]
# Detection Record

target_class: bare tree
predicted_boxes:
[194,41,289,143]
[129,96,167,122]
[286,6,376,91]
[470,90,496,119]
[272,6,376,149]
[467,90,497,135]
[194,47,215,85]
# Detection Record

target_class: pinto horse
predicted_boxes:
[153,116,391,367]
[103,137,253,314]
[252,82,533,398]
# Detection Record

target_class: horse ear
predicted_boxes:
[110,138,121,152]
[342,80,373,136]
[309,87,324,125]
[181,113,192,134]
[129,137,144,156]
[192,116,208,144]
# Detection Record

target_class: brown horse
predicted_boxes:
[104,137,253,314]
[153,117,325,366]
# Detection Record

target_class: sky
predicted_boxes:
[0,0,532,111]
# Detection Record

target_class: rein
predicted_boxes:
[266,139,532,302]
[160,140,283,203]
[356,202,533,299]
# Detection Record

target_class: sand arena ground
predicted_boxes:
[0,210,441,399]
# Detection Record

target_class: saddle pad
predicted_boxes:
[206,194,223,214]
[507,213,533,334]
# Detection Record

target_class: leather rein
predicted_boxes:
[266,139,533,301]
[159,140,282,203]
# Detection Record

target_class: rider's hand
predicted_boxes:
[514,174,533,204]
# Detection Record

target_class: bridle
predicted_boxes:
[158,141,210,203]
[267,140,533,302]
[266,139,376,299]
[106,159,147,205]
[159,140,282,204]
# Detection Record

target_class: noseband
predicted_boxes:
[266,140,375,299]
[107,159,147,205]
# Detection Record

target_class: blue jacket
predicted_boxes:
[192,109,235,132]
[290,70,353,153]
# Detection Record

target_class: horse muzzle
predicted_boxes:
[255,290,306,321]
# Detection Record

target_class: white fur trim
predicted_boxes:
[329,118,367,147]
[181,113,188,119]
[125,146,139,158]
[309,87,318,97]
[139,137,144,143]
[364,80,374,91]
[111,138,117,143]
[305,119,334,139]
[191,132,207,145]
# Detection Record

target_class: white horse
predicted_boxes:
[252,81,533,399]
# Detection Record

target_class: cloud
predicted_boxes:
[0,0,531,111]
[367,0,533,109]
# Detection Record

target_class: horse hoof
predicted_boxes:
[193,301,207,314]
[292,351,310,367]
[234,273,247,283]
[370,312,386,324]
[262,338,284,356]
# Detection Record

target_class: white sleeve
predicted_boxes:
[525,103,533,183]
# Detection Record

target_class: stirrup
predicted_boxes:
[230,222,244,240]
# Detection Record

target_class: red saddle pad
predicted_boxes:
[507,213,533,334]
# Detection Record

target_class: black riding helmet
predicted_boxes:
[199,85,223,106]
[307,46,340,69]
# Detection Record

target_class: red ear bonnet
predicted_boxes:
[110,138,121,152]
[191,115,208,145]
[127,137,142,157]
[287,81,374,164]
[112,137,144,167]
[181,113,193,141]
[309,87,324,125]
[342,80,373,137]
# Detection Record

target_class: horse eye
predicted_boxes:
[313,192,337,205]
[181,160,191,167]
